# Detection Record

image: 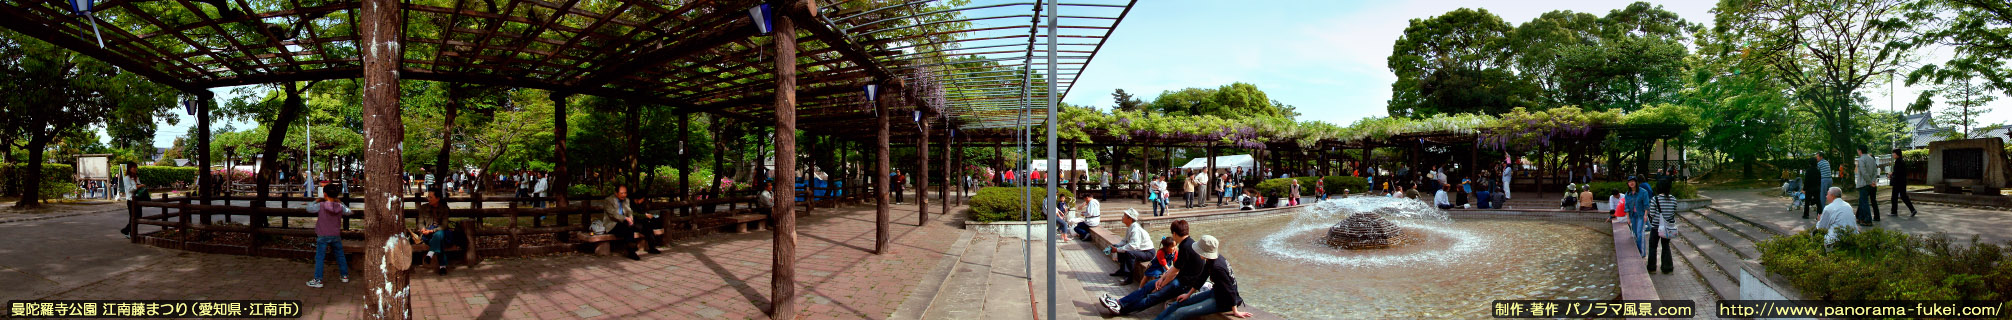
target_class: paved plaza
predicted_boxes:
[1702,188,2012,245]
[2,201,966,319]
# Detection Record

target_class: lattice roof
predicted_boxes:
[0,0,1139,132]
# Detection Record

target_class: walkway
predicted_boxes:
[4,200,967,319]
[1702,188,2012,245]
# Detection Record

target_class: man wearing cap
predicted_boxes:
[1106,208,1156,284]
[1157,235,1252,319]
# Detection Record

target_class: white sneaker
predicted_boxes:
[306,279,323,288]
[1101,294,1121,314]
[341,276,349,283]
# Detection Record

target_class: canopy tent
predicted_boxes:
[1179,155,1254,170]
[1027,159,1090,173]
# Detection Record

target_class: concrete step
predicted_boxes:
[1678,212,1761,260]
[1674,214,1750,297]
[986,237,1036,318]
[1670,227,1740,301]
[1693,208,1780,254]
[922,232,1001,319]
[1702,207,1789,237]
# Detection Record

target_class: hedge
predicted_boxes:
[2,163,75,197]
[1314,176,1370,195]
[136,166,198,187]
[970,187,1074,222]
[1758,227,2012,302]
[1583,181,1698,200]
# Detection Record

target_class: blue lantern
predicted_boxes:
[748,3,774,34]
[183,99,196,115]
[863,84,877,101]
[67,0,104,47]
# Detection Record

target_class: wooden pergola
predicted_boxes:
[1,0,1139,318]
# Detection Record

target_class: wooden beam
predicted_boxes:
[0,4,201,92]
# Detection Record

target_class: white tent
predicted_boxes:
[1179,154,1254,170]
[1027,159,1089,172]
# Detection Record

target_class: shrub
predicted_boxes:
[1759,227,2012,301]
[39,181,78,200]
[1252,178,1298,198]
[136,166,198,187]
[1318,176,1370,194]
[2,163,75,197]
[970,187,1073,222]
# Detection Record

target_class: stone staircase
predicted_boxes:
[1669,207,1787,300]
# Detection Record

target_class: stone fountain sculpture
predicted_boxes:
[1325,212,1414,249]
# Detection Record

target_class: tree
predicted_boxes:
[1148,83,1299,119]
[0,31,178,207]
[1931,75,1999,140]
[1915,0,2012,96]
[1717,0,1930,160]
[1387,8,1520,117]
[1685,26,1794,179]
[1511,10,1603,108]
[1111,89,1145,112]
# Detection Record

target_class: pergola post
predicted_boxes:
[553,92,571,208]
[357,0,412,316]
[875,84,891,254]
[918,120,931,221]
[941,130,950,216]
[1206,143,1215,203]
[768,10,801,319]
[196,91,214,210]
[679,112,692,218]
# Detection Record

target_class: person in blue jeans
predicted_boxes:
[1155,235,1251,320]
[1106,220,1201,315]
[305,187,351,288]
[1626,176,1653,257]
[1104,236,1176,309]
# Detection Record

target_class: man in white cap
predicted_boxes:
[1105,208,1155,283]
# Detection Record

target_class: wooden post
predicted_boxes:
[358,0,412,316]
[941,130,950,216]
[875,85,891,254]
[679,112,692,218]
[918,121,931,222]
[1206,143,1215,203]
[768,11,800,319]
[196,92,214,220]
[553,92,571,208]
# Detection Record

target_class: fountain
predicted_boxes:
[1180,196,1617,318]
[1325,212,1414,249]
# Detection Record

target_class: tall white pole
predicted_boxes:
[1043,0,1060,318]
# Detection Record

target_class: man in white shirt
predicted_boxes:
[1190,172,1209,207]
[1816,187,1858,248]
[1434,188,1453,209]
[1074,194,1102,240]
[532,171,550,208]
[1106,208,1155,284]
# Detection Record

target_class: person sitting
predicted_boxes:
[1236,190,1256,210]
[1434,187,1453,209]
[1105,208,1155,283]
[600,186,661,261]
[1475,180,1493,209]
[1579,186,1596,211]
[1815,187,1858,248]
[1103,236,1177,313]
[1490,185,1507,209]
[1050,195,1075,242]
[1154,235,1252,319]
[1074,194,1102,241]
[1105,220,1201,316]
[418,191,456,274]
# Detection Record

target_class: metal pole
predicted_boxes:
[1019,0,1039,281]
[1044,0,1059,317]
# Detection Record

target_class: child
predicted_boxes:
[1102,237,1179,313]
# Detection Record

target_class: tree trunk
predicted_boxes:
[358,0,412,316]
[256,82,308,210]
[14,134,54,208]
[768,13,800,319]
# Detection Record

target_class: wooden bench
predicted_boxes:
[572,228,669,256]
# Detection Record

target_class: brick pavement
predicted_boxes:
[11,201,971,319]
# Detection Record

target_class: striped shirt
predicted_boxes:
[1649,194,1679,236]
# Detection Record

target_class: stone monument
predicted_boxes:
[1926,137,2011,195]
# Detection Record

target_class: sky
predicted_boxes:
[125,0,2012,148]
[1059,0,2012,129]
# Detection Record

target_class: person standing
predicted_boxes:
[1815,153,1833,213]
[1816,187,1858,247]
[1855,148,1881,224]
[1889,149,1917,217]
[1287,179,1302,206]
[1100,170,1113,201]
[1314,177,1328,202]
[1502,160,1514,199]
[1191,171,1209,208]
[1182,172,1197,209]
[1627,176,1652,257]
[891,169,905,204]
[532,171,550,209]
[1151,176,1169,217]
[1644,182,1678,274]
[304,187,351,288]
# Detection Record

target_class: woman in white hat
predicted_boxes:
[1155,235,1251,319]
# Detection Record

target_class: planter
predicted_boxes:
[963,221,1055,240]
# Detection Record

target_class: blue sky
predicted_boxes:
[1059,0,2011,128]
